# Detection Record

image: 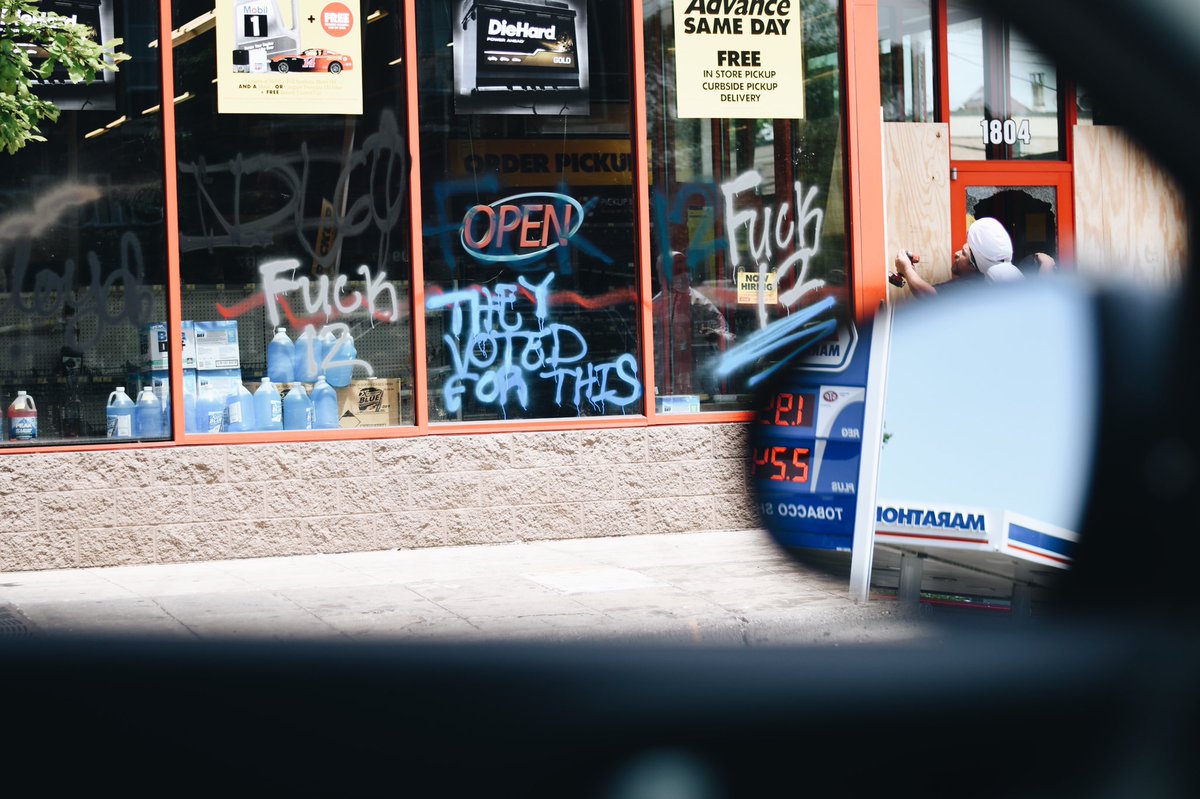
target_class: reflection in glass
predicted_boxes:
[878,0,935,123]
[878,278,1093,531]
[171,0,415,433]
[947,5,986,159]
[417,0,641,423]
[0,0,169,445]
[644,0,849,413]
[947,2,1063,161]
[751,278,1095,605]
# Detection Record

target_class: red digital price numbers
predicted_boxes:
[751,446,811,483]
[758,392,815,427]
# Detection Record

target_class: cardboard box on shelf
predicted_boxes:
[194,320,241,371]
[337,379,400,428]
[145,369,197,408]
[144,321,196,371]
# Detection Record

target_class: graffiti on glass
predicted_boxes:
[177,110,407,273]
[652,168,837,386]
[426,272,641,414]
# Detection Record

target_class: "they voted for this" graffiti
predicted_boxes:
[426,272,642,414]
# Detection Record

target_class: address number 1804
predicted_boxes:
[980,118,1032,146]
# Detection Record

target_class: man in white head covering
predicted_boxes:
[962,217,1021,282]
[893,216,1022,297]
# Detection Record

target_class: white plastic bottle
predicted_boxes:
[224,383,256,433]
[7,391,37,441]
[195,381,224,434]
[325,333,356,388]
[316,327,337,377]
[312,376,340,429]
[295,326,320,383]
[254,378,283,432]
[267,327,296,384]
[283,382,313,430]
[106,387,135,439]
[134,387,164,438]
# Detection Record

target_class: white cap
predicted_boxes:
[985,262,1024,282]
[967,217,1014,276]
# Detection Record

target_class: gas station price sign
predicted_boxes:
[750,318,882,552]
[750,444,812,484]
[756,391,816,429]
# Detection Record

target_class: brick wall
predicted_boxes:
[0,424,756,571]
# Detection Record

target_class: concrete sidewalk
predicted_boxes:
[0,530,936,645]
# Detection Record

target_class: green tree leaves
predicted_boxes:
[0,0,129,154]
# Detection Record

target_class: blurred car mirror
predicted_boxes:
[750,275,1107,611]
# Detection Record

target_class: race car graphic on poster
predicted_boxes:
[217,0,363,114]
[454,0,591,116]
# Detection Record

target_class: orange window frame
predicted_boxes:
[3,0,886,454]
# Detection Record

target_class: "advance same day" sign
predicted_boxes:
[672,0,805,119]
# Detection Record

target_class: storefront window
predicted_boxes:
[1,0,170,446]
[415,0,642,423]
[170,0,414,433]
[644,0,849,413]
[878,0,935,123]
[947,1,1062,161]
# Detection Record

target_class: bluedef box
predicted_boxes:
[145,369,197,409]
[144,321,196,371]
[336,379,400,428]
[193,320,242,371]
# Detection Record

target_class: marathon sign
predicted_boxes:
[874,502,994,545]
[450,140,640,186]
[877,506,986,533]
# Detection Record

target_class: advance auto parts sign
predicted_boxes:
[217,0,363,115]
[673,0,804,119]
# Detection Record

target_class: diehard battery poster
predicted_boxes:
[454,0,591,116]
[672,0,805,119]
[218,0,363,115]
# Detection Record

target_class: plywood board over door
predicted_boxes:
[1074,125,1188,286]
[882,122,952,305]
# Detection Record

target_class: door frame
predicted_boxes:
[937,0,1078,266]
[949,162,1074,268]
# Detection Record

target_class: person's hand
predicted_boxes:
[1034,252,1056,272]
[893,250,937,297]
[894,250,919,278]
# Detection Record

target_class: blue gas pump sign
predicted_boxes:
[751,315,885,553]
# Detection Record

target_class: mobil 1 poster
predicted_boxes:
[672,0,804,119]
[454,0,591,116]
[217,0,363,115]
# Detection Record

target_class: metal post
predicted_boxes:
[897,552,924,606]
[1011,581,1033,619]
[849,305,894,601]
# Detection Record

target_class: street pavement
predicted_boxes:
[0,530,945,646]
